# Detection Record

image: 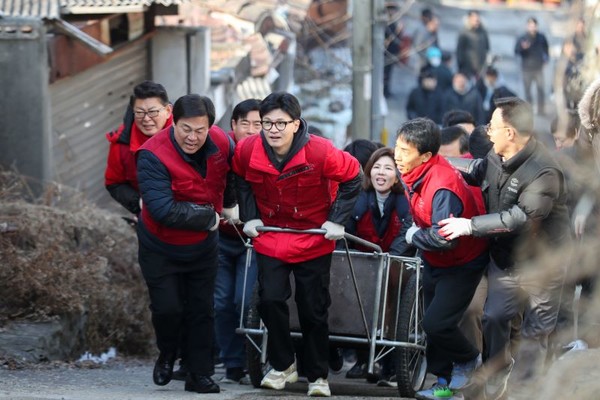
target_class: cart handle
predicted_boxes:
[255,226,383,253]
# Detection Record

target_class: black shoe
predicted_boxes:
[153,352,176,386]
[220,367,245,383]
[329,347,344,373]
[345,362,367,379]
[366,362,382,384]
[172,360,188,381]
[185,374,220,393]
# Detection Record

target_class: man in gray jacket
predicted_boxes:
[438,97,570,400]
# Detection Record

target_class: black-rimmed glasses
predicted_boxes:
[133,107,165,119]
[261,120,295,131]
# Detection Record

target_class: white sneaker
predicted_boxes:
[260,362,298,390]
[307,378,331,397]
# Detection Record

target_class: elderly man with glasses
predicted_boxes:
[439,97,570,400]
[232,92,362,397]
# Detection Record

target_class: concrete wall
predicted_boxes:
[0,18,52,192]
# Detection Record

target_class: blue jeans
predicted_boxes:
[214,233,258,369]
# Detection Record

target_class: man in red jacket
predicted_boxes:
[394,118,488,400]
[104,81,173,215]
[232,92,362,397]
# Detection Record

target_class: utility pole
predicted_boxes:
[371,0,386,143]
[351,0,372,141]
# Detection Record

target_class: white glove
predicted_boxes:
[438,217,472,240]
[209,212,220,231]
[221,205,240,224]
[405,223,419,245]
[243,219,264,238]
[321,221,345,240]
[573,214,587,239]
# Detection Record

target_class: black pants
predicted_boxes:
[522,68,545,112]
[257,253,332,383]
[138,242,218,376]
[422,259,485,379]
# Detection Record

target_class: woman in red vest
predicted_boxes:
[136,94,237,394]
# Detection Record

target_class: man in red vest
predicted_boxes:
[394,117,488,400]
[136,94,237,394]
[104,81,173,215]
[232,92,362,397]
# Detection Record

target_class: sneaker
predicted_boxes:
[377,375,398,387]
[449,353,482,390]
[307,378,331,397]
[484,358,515,400]
[415,377,454,399]
[260,362,298,390]
[219,367,246,384]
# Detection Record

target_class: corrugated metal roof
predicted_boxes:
[0,0,61,19]
[0,0,188,19]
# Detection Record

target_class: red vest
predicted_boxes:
[405,155,487,267]
[232,134,360,263]
[104,116,173,190]
[355,208,403,253]
[139,125,231,245]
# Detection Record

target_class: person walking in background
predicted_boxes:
[421,46,454,94]
[232,92,362,397]
[136,94,237,394]
[104,81,173,216]
[214,99,262,385]
[515,17,550,115]
[456,10,490,80]
[412,8,439,69]
[394,118,488,400]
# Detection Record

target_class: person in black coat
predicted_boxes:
[406,68,444,124]
[456,10,490,79]
[515,17,550,115]
[442,73,485,125]
[476,66,517,123]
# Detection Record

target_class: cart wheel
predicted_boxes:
[245,287,270,388]
[395,271,427,397]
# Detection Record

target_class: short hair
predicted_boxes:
[494,97,533,136]
[442,110,475,127]
[469,125,493,158]
[362,147,403,193]
[551,113,581,139]
[421,8,433,21]
[485,66,499,78]
[344,139,384,169]
[468,10,479,17]
[259,92,301,120]
[172,94,215,126]
[441,126,469,154]
[131,80,169,107]
[231,98,261,128]
[527,16,538,25]
[396,118,441,156]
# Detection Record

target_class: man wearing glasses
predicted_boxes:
[232,92,362,397]
[104,80,173,215]
[438,97,570,400]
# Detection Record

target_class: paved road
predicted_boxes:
[0,359,411,400]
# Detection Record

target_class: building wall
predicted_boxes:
[0,18,52,192]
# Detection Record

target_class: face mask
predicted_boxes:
[429,57,441,67]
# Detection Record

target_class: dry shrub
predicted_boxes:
[0,171,153,357]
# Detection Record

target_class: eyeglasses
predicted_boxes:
[261,120,295,131]
[133,107,165,119]
[485,124,511,134]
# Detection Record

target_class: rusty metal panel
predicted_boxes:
[49,40,148,208]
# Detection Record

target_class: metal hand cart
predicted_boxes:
[235,226,427,397]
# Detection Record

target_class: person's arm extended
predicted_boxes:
[412,189,463,251]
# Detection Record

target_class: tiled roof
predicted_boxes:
[0,0,188,19]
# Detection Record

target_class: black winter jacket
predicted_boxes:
[453,137,570,269]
